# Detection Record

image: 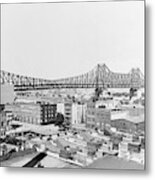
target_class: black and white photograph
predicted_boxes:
[0,0,145,170]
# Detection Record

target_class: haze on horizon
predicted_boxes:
[1,1,144,80]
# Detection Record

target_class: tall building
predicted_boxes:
[95,108,111,129]
[72,103,86,124]
[57,102,65,114]
[57,102,87,125]
[86,101,111,129]
[39,102,57,125]
[85,101,96,128]
[64,102,72,125]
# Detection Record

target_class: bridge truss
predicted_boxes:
[0,64,144,91]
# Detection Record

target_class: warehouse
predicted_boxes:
[111,115,144,133]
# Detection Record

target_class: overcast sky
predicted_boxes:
[1,1,144,80]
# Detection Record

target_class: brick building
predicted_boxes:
[5,102,57,125]
[39,102,57,125]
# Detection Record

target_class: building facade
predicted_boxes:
[0,110,13,137]
[86,101,111,129]
[39,103,57,125]
[72,103,86,124]
[111,119,144,133]
[57,102,87,125]
[5,102,57,125]
[64,102,72,125]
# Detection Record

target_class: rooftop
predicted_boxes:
[111,112,144,124]
[87,155,144,170]
[7,121,59,135]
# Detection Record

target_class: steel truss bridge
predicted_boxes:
[0,64,144,91]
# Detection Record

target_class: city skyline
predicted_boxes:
[0,1,145,170]
[1,1,144,80]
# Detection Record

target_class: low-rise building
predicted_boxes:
[111,117,144,133]
[111,109,144,133]
[128,142,141,153]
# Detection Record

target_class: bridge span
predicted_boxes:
[0,64,144,91]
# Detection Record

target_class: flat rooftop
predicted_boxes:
[7,121,59,135]
[111,112,144,124]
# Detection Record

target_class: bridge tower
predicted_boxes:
[94,64,103,100]
[129,68,144,100]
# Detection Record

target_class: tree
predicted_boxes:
[55,113,64,126]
